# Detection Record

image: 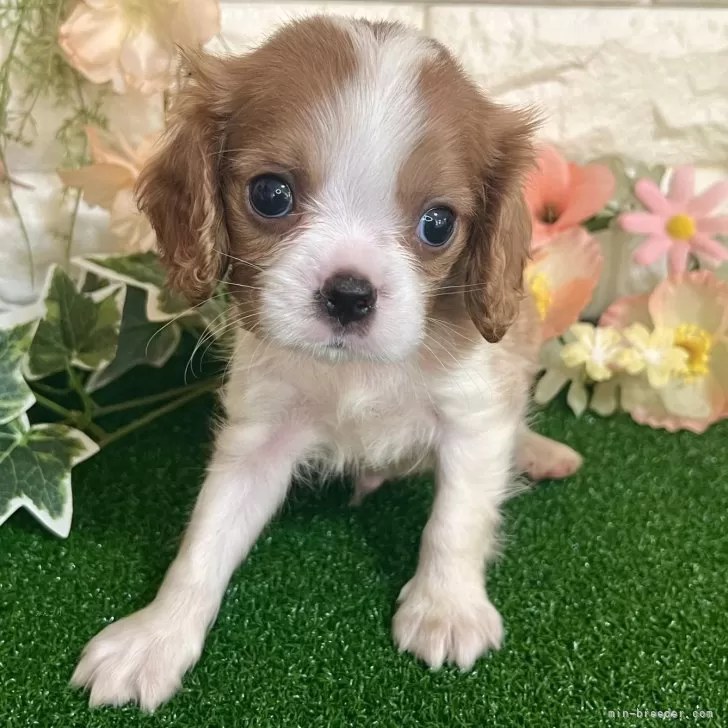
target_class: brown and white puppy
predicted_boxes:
[72,16,582,711]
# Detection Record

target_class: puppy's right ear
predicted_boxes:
[136,52,231,302]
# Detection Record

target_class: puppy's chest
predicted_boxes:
[311,373,439,466]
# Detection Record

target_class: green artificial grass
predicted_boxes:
[1,357,727,728]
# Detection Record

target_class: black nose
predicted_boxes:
[320,274,377,326]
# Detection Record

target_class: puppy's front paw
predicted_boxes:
[71,606,203,712]
[392,578,503,671]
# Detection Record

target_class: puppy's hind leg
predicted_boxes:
[516,427,582,482]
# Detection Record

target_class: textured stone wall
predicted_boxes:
[2,1,727,308]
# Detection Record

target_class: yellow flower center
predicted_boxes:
[665,214,696,241]
[674,324,713,379]
[527,271,552,320]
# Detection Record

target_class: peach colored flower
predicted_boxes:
[601,271,728,433]
[59,126,159,252]
[524,144,615,249]
[58,0,221,95]
[524,228,603,341]
[619,166,728,276]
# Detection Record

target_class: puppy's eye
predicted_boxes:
[417,207,455,247]
[249,175,294,218]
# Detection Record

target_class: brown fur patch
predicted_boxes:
[398,42,538,349]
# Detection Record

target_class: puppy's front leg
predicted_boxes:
[393,421,516,670]
[72,419,315,712]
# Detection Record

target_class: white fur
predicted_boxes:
[261,24,435,363]
[71,21,581,712]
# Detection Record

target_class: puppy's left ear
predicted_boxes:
[464,107,536,343]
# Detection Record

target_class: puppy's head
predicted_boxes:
[137,17,536,363]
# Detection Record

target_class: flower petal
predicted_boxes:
[600,294,652,329]
[119,29,173,94]
[619,212,666,235]
[696,216,728,236]
[524,145,571,232]
[667,244,690,275]
[556,164,616,230]
[660,376,723,421]
[633,236,672,266]
[567,379,589,416]
[690,234,728,265]
[687,181,728,217]
[634,179,673,216]
[667,166,695,206]
[58,163,133,209]
[534,369,569,404]
[649,271,728,334]
[591,379,619,416]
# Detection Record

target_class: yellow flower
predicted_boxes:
[617,324,688,389]
[560,323,622,382]
[58,0,220,95]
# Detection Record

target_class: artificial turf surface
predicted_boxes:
[1,354,727,728]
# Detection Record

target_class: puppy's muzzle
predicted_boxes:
[319,273,377,327]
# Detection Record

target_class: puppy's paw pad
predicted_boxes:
[71,608,201,712]
[518,434,582,482]
[392,580,503,671]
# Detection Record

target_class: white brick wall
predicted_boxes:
[1,0,727,309]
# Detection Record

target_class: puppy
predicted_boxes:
[72,16,582,711]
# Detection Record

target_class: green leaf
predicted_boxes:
[85,287,182,393]
[0,309,42,425]
[75,253,231,341]
[0,415,98,538]
[26,267,124,380]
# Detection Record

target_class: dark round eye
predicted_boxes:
[249,175,293,218]
[417,207,455,247]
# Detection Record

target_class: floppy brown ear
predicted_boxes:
[464,107,536,343]
[135,52,231,303]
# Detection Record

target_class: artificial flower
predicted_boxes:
[58,0,221,95]
[619,165,728,275]
[534,335,619,417]
[560,322,621,382]
[590,155,666,211]
[616,324,688,389]
[525,228,603,341]
[58,127,159,253]
[601,271,728,433]
[524,144,615,249]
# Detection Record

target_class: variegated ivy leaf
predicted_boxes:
[85,286,182,393]
[0,309,41,425]
[25,267,124,380]
[0,415,98,538]
[75,252,231,344]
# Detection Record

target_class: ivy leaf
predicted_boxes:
[0,415,98,538]
[85,287,181,392]
[76,253,231,341]
[26,267,124,380]
[0,308,42,425]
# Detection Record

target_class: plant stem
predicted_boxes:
[32,392,75,420]
[95,378,220,417]
[67,366,95,420]
[99,382,217,448]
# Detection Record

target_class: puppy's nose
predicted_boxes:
[320,274,377,326]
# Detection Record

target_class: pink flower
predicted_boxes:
[524,144,615,249]
[58,0,220,95]
[58,127,159,253]
[600,270,728,433]
[619,166,728,276]
[525,228,603,341]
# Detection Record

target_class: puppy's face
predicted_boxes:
[137,17,535,363]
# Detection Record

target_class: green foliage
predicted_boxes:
[26,268,124,379]
[0,414,97,537]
